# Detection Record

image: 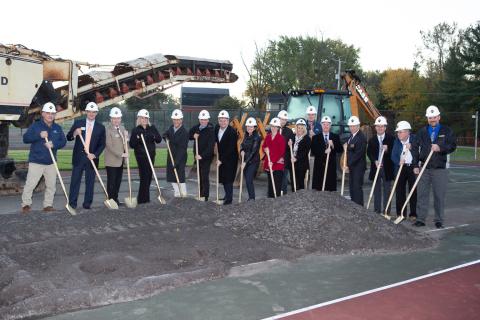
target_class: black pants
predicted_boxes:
[199,159,212,198]
[136,156,153,204]
[267,170,283,198]
[106,165,123,204]
[349,165,365,206]
[293,166,308,191]
[395,165,417,217]
[244,163,258,200]
[223,182,233,203]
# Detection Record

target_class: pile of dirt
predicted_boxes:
[216,190,434,253]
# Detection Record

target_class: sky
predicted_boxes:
[2,0,478,99]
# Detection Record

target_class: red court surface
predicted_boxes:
[265,260,480,320]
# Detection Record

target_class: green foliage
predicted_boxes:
[213,96,245,110]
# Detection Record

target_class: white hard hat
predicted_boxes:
[85,102,99,112]
[171,109,183,119]
[296,119,306,126]
[270,117,281,127]
[245,117,257,127]
[395,120,412,131]
[306,106,317,115]
[42,102,56,113]
[218,110,230,119]
[109,107,122,118]
[137,109,150,118]
[425,105,440,117]
[348,116,361,126]
[277,110,288,120]
[321,116,332,123]
[198,110,210,120]
[375,116,387,126]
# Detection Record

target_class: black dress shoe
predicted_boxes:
[223,200,232,205]
[82,205,91,209]
[435,222,444,229]
[413,221,426,227]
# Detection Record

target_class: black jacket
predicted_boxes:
[412,125,456,169]
[215,125,239,184]
[292,135,311,173]
[189,123,215,161]
[280,125,295,164]
[129,125,162,159]
[367,133,395,181]
[347,130,367,170]
[311,132,342,190]
[163,125,189,182]
[241,130,262,165]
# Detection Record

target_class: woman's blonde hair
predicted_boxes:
[296,124,306,137]
[136,116,150,126]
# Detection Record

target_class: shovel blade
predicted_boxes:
[124,197,137,208]
[104,199,119,210]
[394,216,404,225]
[158,195,166,205]
[382,214,392,221]
[66,204,77,216]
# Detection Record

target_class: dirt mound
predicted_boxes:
[216,190,434,253]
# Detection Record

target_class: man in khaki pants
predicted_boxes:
[21,102,67,213]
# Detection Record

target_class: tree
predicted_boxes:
[213,96,245,110]
[124,92,179,111]
[380,69,428,112]
[357,70,385,108]
[242,44,270,110]
[458,22,480,108]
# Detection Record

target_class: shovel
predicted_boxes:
[322,144,331,191]
[308,151,313,189]
[366,148,385,209]
[394,149,434,224]
[304,169,309,189]
[266,149,277,198]
[341,144,348,196]
[119,130,137,208]
[44,137,76,215]
[78,134,118,210]
[166,138,185,198]
[383,150,407,221]
[140,134,166,205]
[238,153,245,203]
[289,143,297,192]
[215,148,222,205]
[194,136,201,200]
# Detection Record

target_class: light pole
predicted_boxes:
[474,110,479,160]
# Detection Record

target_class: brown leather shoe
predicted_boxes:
[22,205,31,214]
[43,206,55,212]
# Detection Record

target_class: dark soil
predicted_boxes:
[0,191,434,319]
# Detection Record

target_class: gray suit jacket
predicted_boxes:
[105,123,127,167]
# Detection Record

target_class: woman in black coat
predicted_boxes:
[311,116,342,191]
[163,109,189,197]
[289,119,311,190]
[215,110,238,205]
[240,117,262,201]
[129,109,162,204]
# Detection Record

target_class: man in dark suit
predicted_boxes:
[345,116,367,206]
[367,116,394,214]
[215,110,239,205]
[67,102,106,209]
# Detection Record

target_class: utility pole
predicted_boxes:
[332,57,344,90]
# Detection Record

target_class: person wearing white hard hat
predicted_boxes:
[310,115,342,191]
[277,110,295,194]
[367,116,394,214]
[345,115,367,206]
[215,110,238,205]
[392,120,418,220]
[67,101,106,209]
[411,105,457,229]
[189,109,215,201]
[129,108,162,204]
[163,109,188,197]
[21,102,67,213]
[289,119,311,190]
[240,117,262,200]
[306,106,321,138]
[262,117,286,198]
[104,107,128,205]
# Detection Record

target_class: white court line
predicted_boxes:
[261,259,480,320]
[425,224,470,233]
[452,180,480,184]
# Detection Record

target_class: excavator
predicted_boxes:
[0,44,238,194]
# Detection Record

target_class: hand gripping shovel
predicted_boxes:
[166,138,185,198]
[140,134,166,205]
[78,134,118,210]
[322,144,331,191]
[394,149,434,224]
[289,143,297,192]
[266,150,277,198]
[341,144,348,196]
[44,137,76,215]
[194,136,201,200]
[238,153,245,203]
[366,148,385,209]
[383,149,407,220]
[118,130,137,208]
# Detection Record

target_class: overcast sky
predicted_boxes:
[2,0,478,99]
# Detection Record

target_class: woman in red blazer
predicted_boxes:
[262,117,286,198]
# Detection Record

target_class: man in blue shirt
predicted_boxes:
[21,102,67,213]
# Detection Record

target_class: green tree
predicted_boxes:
[213,96,245,110]
[380,69,428,112]
[458,22,480,108]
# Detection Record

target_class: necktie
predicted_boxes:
[430,130,435,142]
[84,122,93,153]
[324,135,328,144]
[378,136,383,160]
